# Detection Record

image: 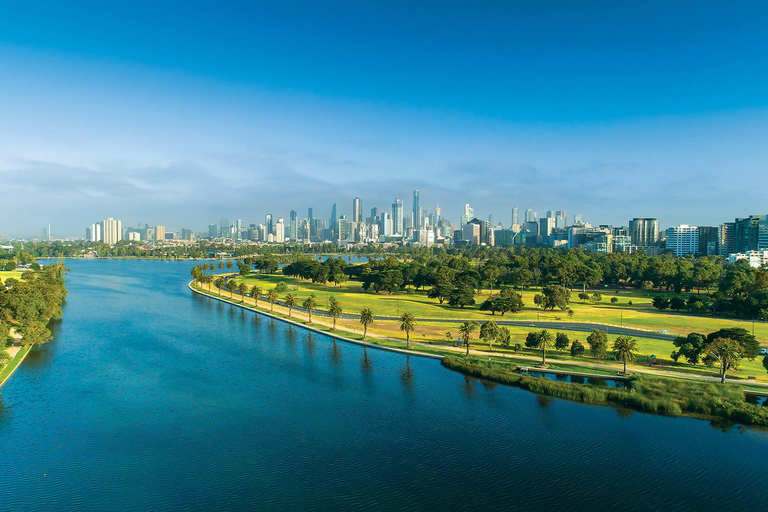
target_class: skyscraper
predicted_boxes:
[512,206,519,227]
[628,218,660,247]
[412,190,421,230]
[219,217,230,239]
[265,214,273,235]
[353,197,363,224]
[155,225,166,242]
[666,225,698,257]
[460,204,474,227]
[289,210,298,240]
[392,198,404,235]
[102,217,122,245]
[524,209,537,223]
[330,203,337,236]
[275,218,285,243]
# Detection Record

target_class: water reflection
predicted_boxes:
[536,395,554,408]
[361,347,373,373]
[462,375,476,401]
[399,355,414,390]
[329,340,342,368]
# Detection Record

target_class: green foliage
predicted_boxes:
[706,328,760,360]
[586,330,608,359]
[610,296,618,303]
[480,321,499,348]
[359,308,374,338]
[328,296,343,330]
[274,281,289,294]
[590,292,602,303]
[555,332,570,351]
[458,320,478,355]
[612,335,638,373]
[652,295,670,310]
[535,285,570,311]
[399,312,416,347]
[497,326,512,346]
[448,283,476,308]
[570,340,585,358]
[671,332,707,365]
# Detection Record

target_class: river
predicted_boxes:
[2,259,768,511]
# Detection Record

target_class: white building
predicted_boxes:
[275,218,285,243]
[102,218,122,245]
[665,224,698,257]
[728,250,768,268]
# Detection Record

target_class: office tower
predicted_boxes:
[181,228,193,241]
[235,219,242,240]
[208,224,218,238]
[275,218,285,243]
[380,212,392,237]
[87,222,102,242]
[524,208,537,223]
[127,232,141,241]
[412,190,421,230]
[102,218,122,245]
[43,223,51,241]
[697,226,719,255]
[628,218,660,247]
[330,203,337,236]
[370,207,379,225]
[734,215,766,252]
[460,204,474,227]
[265,214,273,235]
[539,217,554,238]
[435,204,442,222]
[392,198,404,235]
[289,210,298,240]
[555,211,567,230]
[219,218,230,239]
[353,197,363,224]
[155,225,166,242]
[666,225,699,257]
[488,214,493,227]
[338,215,354,241]
[512,206,519,227]
[574,213,583,225]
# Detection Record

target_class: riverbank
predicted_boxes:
[0,344,33,388]
[442,356,768,427]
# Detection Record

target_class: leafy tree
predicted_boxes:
[571,340,585,358]
[612,335,638,374]
[218,262,224,272]
[480,320,499,350]
[669,296,686,311]
[525,329,554,365]
[652,295,670,310]
[237,282,249,302]
[274,281,288,294]
[610,296,618,304]
[705,338,744,383]
[497,326,511,346]
[567,308,574,319]
[591,292,602,303]
[535,285,570,311]
[303,294,317,323]
[328,296,343,330]
[555,332,570,351]
[763,354,768,375]
[226,261,234,272]
[237,260,251,276]
[448,283,476,308]
[706,328,760,360]
[399,312,416,349]
[578,292,590,302]
[284,293,298,317]
[670,332,707,365]
[586,329,608,359]
[267,289,278,312]
[359,308,374,339]
[458,320,478,356]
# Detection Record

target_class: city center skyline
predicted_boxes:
[2,1,768,237]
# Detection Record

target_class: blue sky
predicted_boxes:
[1,1,767,236]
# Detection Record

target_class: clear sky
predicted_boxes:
[1,1,767,237]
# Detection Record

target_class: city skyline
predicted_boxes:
[2,2,768,235]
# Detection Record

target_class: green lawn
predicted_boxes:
[0,270,24,282]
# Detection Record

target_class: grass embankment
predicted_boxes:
[225,273,768,380]
[0,344,33,388]
[442,356,768,427]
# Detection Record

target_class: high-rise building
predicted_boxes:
[353,197,363,224]
[155,225,166,242]
[460,204,474,227]
[666,225,699,257]
[235,219,242,240]
[208,224,218,239]
[289,210,298,240]
[329,203,337,237]
[338,215,354,242]
[219,218,230,239]
[697,226,719,256]
[87,222,102,242]
[718,222,735,256]
[435,204,442,223]
[629,218,660,247]
[102,218,122,245]
[392,198,404,235]
[265,214,273,236]
[734,215,766,253]
[524,209,537,223]
[181,228,193,241]
[275,218,285,243]
[512,206,519,227]
[555,211,567,230]
[412,190,421,230]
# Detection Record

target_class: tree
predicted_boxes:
[706,328,760,360]
[670,332,707,365]
[359,308,374,339]
[218,262,224,272]
[237,282,249,302]
[448,283,476,308]
[578,292,590,302]
[480,288,524,315]
[535,285,570,311]
[275,281,288,294]
[555,332,570,351]
[586,329,608,359]
[458,320,478,356]
[763,354,768,375]
[497,326,511,346]
[652,295,670,310]
[226,279,237,298]
[399,312,416,349]
[303,294,317,323]
[610,296,618,304]
[328,296,343,330]
[705,337,744,383]
[213,277,224,296]
[525,329,554,365]
[591,292,602,303]
[267,289,278,312]
[250,285,262,302]
[480,320,499,350]
[226,261,233,272]
[571,340,585,358]
[284,293,297,318]
[612,335,638,374]
[669,296,686,311]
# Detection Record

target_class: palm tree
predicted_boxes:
[359,308,374,339]
[218,261,224,273]
[705,337,744,384]
[213,277,224,296]
[267,289,278,312]
[226,279,237,298]
[250,285,262,304]
[399,312,416,349]
[226,261,233,272]
[202,274,213,292]
[284,293,298,318]
[303,294,317,323]
[328,296,343,330]
[458,320,478,356]
[538,329,555,366]
[237,282,249,302]
[612,335,638,374]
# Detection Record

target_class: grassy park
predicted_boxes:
[198,269,768,383]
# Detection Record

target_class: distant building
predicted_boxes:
[101,218,122,245]
[719,222,736,256]
[728,250,768,268]
[697,226,719,256]
[460,204,474,228]
[275,218,285,243]
[155,225,166,242]
[666,225,698,257]
[392,199,404,235]
[629,218,659,247]
[353,197,363,224]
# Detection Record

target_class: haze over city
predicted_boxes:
[2,1,768,237]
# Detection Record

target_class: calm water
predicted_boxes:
[2,259,768,511]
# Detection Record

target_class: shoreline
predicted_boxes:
[0,344,33,389]
[188,282,443,360]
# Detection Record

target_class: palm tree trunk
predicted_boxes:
[363,325,367,339]
[407,332,410,350]
[623,357,627,374]
[465,339,469,356]
[542,345,546,365]
[721,362,726,384]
